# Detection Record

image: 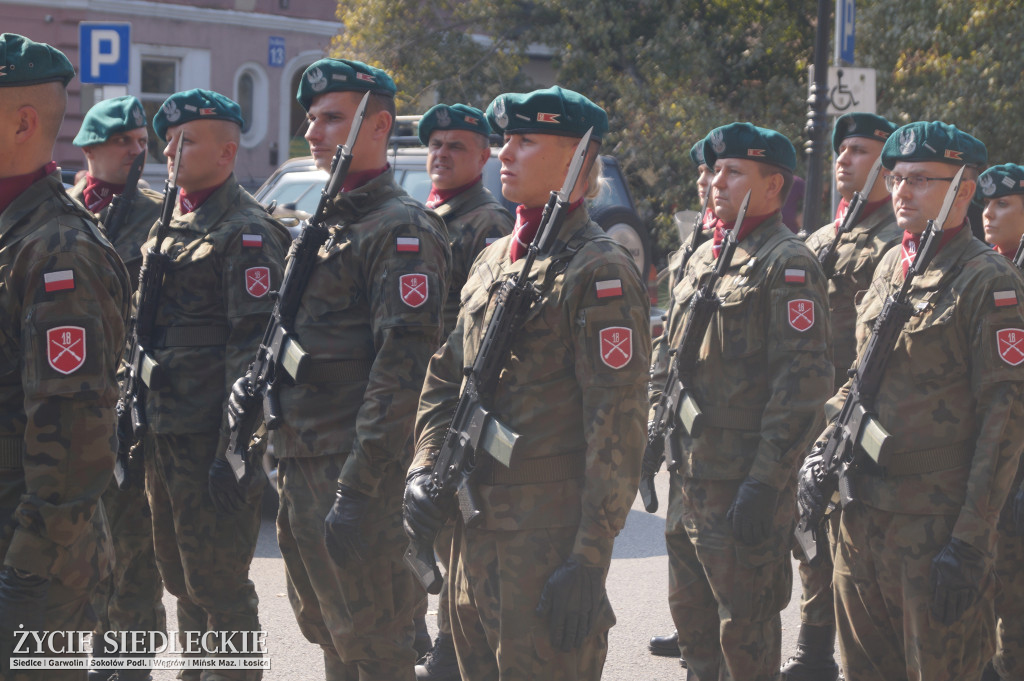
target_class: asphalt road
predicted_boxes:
[149,472,810,680]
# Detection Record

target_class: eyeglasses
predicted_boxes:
[884,174,957,193]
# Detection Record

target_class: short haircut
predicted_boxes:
[367,92,396,136]
[758,163,794,207]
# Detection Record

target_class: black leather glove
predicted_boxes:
[403,467,452,544]
[1013,484,1024,538]
[727,477,779,545]
[641,420,663,479]
[535,558,605,652]
[0,568,48,636]
[208,457,247,515]
[796,444,828,526]
[324,483,370,566]
[930,537,987,625]
[227,375,257,433]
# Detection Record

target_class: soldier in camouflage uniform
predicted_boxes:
[406,86,650,681]
[808,122,1024,681]
[255,58,449,681]
[648,133,717,666]
[974,163,1024,681]
[66,96,165,680]
[413,102,512,681]
[783,112,899,681]
[144,89,289,680]
[0,34,131,679]
[650,122,834,681]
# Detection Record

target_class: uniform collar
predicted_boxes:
[0,162,57,216]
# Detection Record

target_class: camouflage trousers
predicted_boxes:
[2,582,93,681]
[792,510,840,627]
[90,477,165,644]
[673,476,793,681]
[664,470,690,657]
[275,455,419,681]
[834,503,996,681]
[145,433,263,681]
[992,497,1024,680]
[448,517,613,681]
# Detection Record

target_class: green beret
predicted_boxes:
[881,121,987,169]
[152,88,243,142]
[486,86,608,142]
[689,137,708,168]
[73,95,148,147]
[418,103,490,145]
[832,113,897,153]
[0,33,74,88]
[701,122,796,172]
[296,58,396,112]
[977,163,1024,200]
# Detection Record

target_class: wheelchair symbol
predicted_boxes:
[829,69,860,111]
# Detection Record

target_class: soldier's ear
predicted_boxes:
[369,109,392,142]
[13,104,39,141]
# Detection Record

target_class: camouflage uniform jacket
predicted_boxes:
[273,170,451,501]
[140,175,289,456]
[0,171,130,589]
[830,225,1024,554]
[68,177,163,288]
[434,181,513,336]
[804,202,901,386]
[415,207,650,569]
[651,213,834,489]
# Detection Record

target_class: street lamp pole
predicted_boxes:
[802,0,831,234]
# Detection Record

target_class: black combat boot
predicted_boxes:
[780,623,840,681]
[415,633,460,681]
[648,630,687,667]
[88,635,115,681]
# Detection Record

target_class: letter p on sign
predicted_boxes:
[79,23,131,85]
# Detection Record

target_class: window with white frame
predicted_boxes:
[234,63,268,148]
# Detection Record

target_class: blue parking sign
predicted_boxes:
[79,23,131,85]
[268,37,285,68]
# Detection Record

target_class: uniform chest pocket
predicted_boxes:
[462,282,498,364]
[903,303,966,383]
[300,245,359,321]
[716,287,764,360]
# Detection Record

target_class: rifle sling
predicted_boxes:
[482,452,584,485]
[876,441,973,477]
[0,437,22,469]
[152,325,230,348]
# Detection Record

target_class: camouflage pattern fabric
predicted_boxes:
[795,203,900,629]
[835,504,996,681]
[433,180,512,336]
[67,177,162,286]
[270,170,450,678]
[415,207,650,679]
[0,171,130,670]
[992,465,1024,680]
[139,177,288,680]
[650,213,834,679]
[68,174,167,651]
[803,202,902,385]
[146,432,264,681]
[829,225,1024,681]
[277,455,422,680]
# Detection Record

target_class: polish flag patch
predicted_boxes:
[47,326,86,375]
[788,299,815,332]
[245,266,270,298]
[242,234,263,248]
[596,279,623,299]
[397,237,420,253]
[998,328,1024,366]
[784,268,806,284]
[994,290,1018,308]
[400,273,428,308]
[44,270,75,293]
[599,327,632,369]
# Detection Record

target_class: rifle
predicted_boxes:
[679,191,713,275]
[1013,232,1024,270]
[223,92,370,482]
[817,155,884,278]
[104,151,145,244]
[638,190,750,513]
[403,129,595,594]
[794,165,966,563]
[113,136,183,488]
